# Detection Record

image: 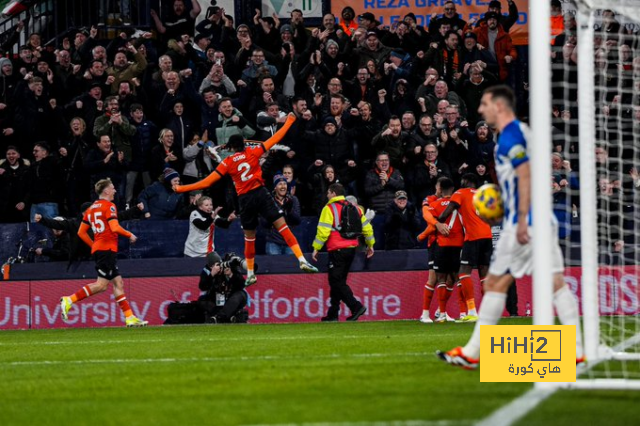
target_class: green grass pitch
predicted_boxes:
[0,319,637,426]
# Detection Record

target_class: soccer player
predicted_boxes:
[436,173,494,323]
[173,113,318,286]
[437,85,584,369]
[428,178,465,323]
[60,178,148,327]
[418,177,450,323]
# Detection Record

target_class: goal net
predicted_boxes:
[551,0,640,389]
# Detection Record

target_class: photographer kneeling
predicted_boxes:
[200,252,250,324]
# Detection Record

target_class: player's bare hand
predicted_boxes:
[435,222,450,236]
[312,249,319,262]
[516,221,529,245]
[129,234,138,244]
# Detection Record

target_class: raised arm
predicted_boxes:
[262,113,297,151]
[174,164,227,193]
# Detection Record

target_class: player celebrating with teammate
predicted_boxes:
[428,178,465,323]
[60,178,148,327]
[173,113,318,286]
[436,173,494,323]
[437,86,584,369]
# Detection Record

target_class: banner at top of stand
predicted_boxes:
[330,0,530,46]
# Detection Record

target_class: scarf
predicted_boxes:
[442,48,459,77]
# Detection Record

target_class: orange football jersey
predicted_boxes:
[218,145,266,196]
[428,197,464,247]
[450,188,492,242]
[82,200,119,253]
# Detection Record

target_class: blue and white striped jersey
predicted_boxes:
[494,120,531,227]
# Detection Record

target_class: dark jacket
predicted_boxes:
[130,118,159,172]
[137,181,188,220]
[83,147,127,190]
[0,158,30,222]
[24,156,63,206]
[412,159,452,204]
[384,200,421,250]
[364,167,404,214]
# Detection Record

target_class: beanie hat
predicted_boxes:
[280,24,293,34]
[323,116,337,127]
[0,57,13,72]
[273,173,287,186]
[390,49,406,60]
[475,120,489,131]
[325,39,339,52]
[404,13,417,22]
[206,251,222,267]
[163,168,179,183]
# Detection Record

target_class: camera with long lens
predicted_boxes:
[220,253,245,271]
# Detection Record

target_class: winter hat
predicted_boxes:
[484,11,500,21]
[0,57,13,72]
[280,24,293,34]
[273,173,287,186]
[163,168,179,183]
[390,49,406,60]
[325,39,339,52]
[475,121,489,131]
[404,13,417,22]
[323,116,337,127]
[464,32,478,41]
[489,1,502,9]
[206,251,222,267]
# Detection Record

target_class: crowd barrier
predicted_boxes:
[1,248,638,329]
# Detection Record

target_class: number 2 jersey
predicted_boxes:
[81,200,131,253]
[218,145,266,196]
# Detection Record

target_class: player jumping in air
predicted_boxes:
[173,113,318,286]
[436,85,584,369]
[60,178,148,327]
[436,173,495,323]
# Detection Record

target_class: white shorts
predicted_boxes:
[488,224,564,279]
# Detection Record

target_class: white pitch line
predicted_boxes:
[0,333,451,347]
[474,387,555,426]
[242,420,473,426]
[2,351,434,367]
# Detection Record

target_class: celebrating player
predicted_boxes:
[173,113,318,286]
[437,85,584,369]
[60,178,148,327]
[428,178,465,323]
[436,173,494,323]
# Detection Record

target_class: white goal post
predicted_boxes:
[531,0,640,390]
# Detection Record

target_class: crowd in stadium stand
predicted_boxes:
[0,0,637,259]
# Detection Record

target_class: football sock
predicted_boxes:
[459,274,477,314]
[116,295,133,318]
[480,278,487,295]
[462,291,506,359]
[457,282,467,315]
[277,224,304,260]
[244,236,256,274]
[70,285,92,303]
[554,286,584,358]
[437,283,448,314]
[422,284,435,311]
